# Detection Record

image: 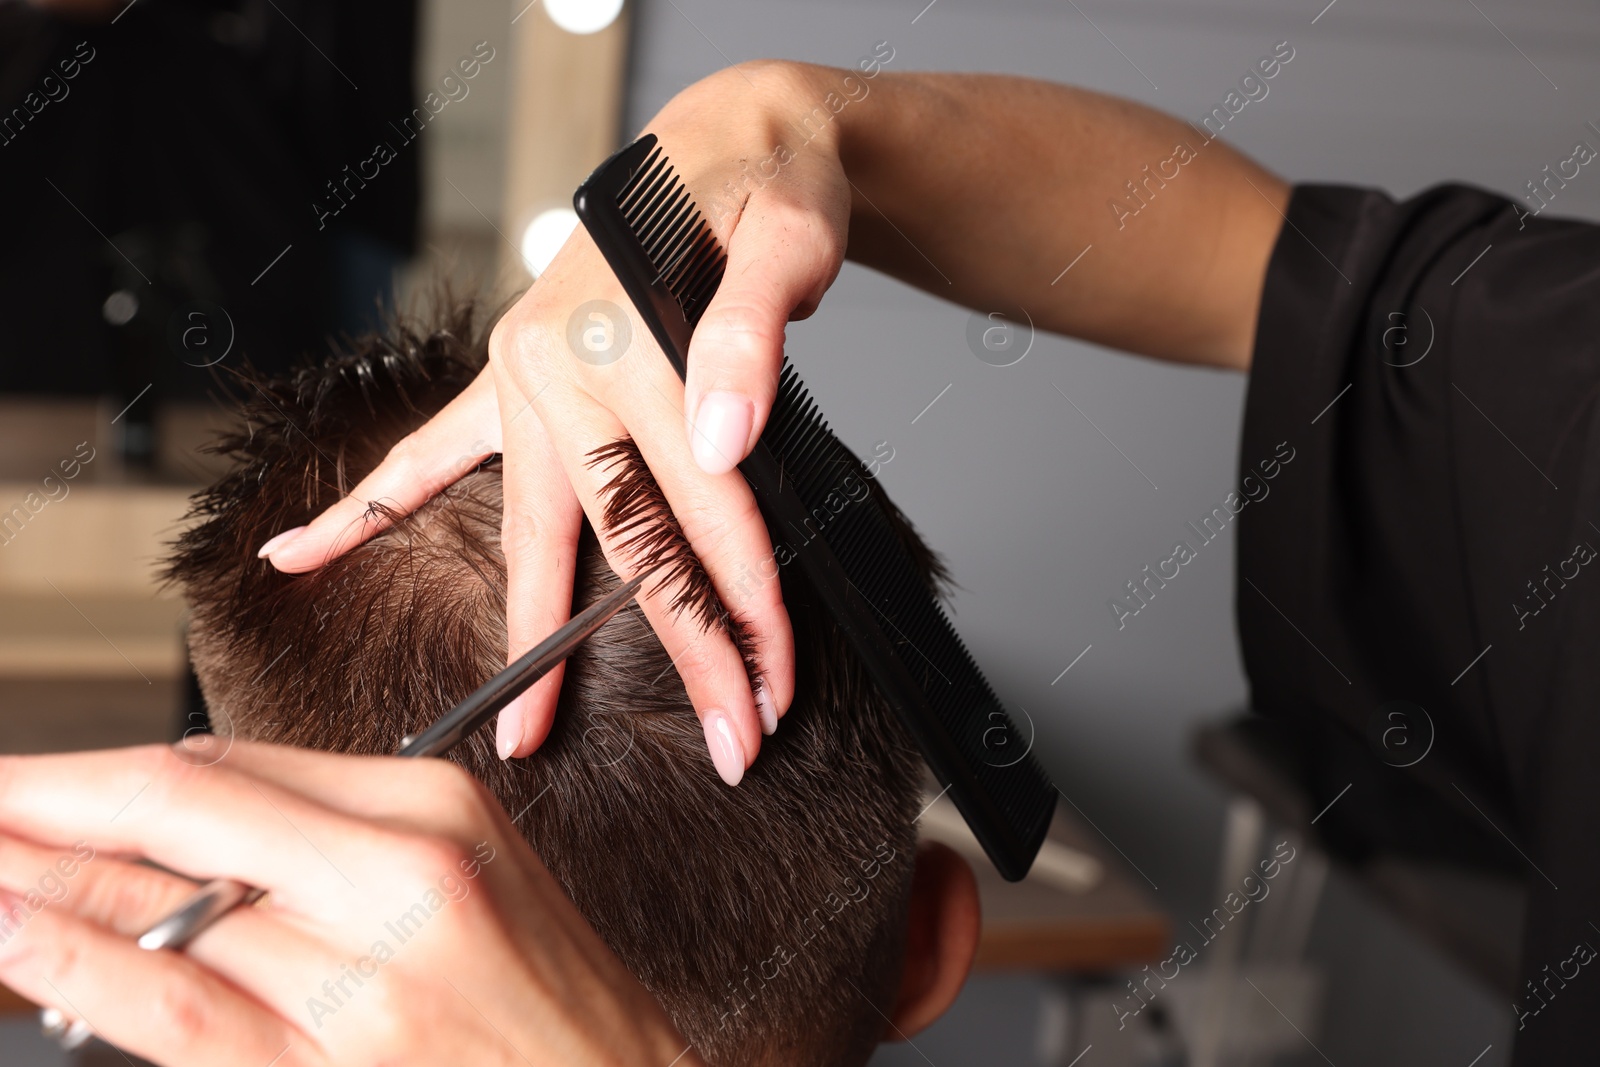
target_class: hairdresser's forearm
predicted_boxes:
[834,70,1289,371]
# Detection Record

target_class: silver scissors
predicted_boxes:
[42,567,656,1051]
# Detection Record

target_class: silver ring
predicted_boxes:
[40,1007,94,1050]
[40,878,264,1049]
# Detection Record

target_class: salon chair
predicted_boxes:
[1189,709,1526,1066]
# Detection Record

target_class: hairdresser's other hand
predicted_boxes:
[0,742,706,1067]
[261,61,856,783]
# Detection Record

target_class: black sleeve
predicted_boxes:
[1239,181,1600,1062]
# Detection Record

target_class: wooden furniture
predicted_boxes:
[919,792,1169,974]
[0,405,199,1026]
[917,791,1172,1067]
[0,481,193,757]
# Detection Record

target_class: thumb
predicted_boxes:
[685,200,843,475]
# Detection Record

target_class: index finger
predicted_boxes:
[489,376,585,761]
[263,370,500,573]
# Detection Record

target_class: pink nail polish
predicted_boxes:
[756,687,778,736]
[691,392,753,475]
[703,711,745,786]
[496,702,522,761]
[257,525,308,559]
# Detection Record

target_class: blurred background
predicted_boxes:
[4,0,1597,1063]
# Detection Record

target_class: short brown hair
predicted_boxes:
[165,299,945,1067]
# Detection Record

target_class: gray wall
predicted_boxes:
[620,0,1600,1063]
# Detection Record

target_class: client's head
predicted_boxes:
[164,299,980,1067]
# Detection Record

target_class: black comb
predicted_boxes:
[574,134,1055,881]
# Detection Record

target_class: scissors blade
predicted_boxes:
[395,566,656,759]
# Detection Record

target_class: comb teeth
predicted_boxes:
[762,366,1056,847]
[575,135,1056,880]
[616,147,726,326]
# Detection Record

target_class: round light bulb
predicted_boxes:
[520,208,580,276]
[544,0,624,34]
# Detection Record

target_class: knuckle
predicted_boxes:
[383,432,424,484]
[138,744,211,803]
[39,931,86,995]
[490,310,555,370]
[754,192,820,235]
[727,491,767,539]
[742,195,844,291]
[672,635,725,684]
[486,310,522,368]
[487,311,510,353]
[499,510,544,563]
[410,759,494,823]
[393,832,474,889]
[806,215,846,267]
[428,887,484,936]
[699,302,783,357]
[492,313,575,403]
[352,987,413,1053]
[740,562,788,619]
[388,765,494,857]
[148,970,212,1049]
[678,492,761,560]
[671,500,731,550]
[758,193,813,232]
[728,58,782,82]
[434,760,494,815]
[79,867,170,930]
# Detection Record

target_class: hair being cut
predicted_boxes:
[164,297,948,1067]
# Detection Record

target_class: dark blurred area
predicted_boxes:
[0,0,419,458]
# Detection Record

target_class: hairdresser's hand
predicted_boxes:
[0,742,706,1067]
[260,61,856,783]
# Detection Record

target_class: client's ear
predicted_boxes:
[885,840,981,1039]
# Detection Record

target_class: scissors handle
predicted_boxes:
[46,566,656,1050]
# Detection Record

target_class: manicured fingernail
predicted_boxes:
[691,391,753,475]
[495,703,522,761]
[258,525,308,559]
[703,711,745,786]
[756,687,778,736]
